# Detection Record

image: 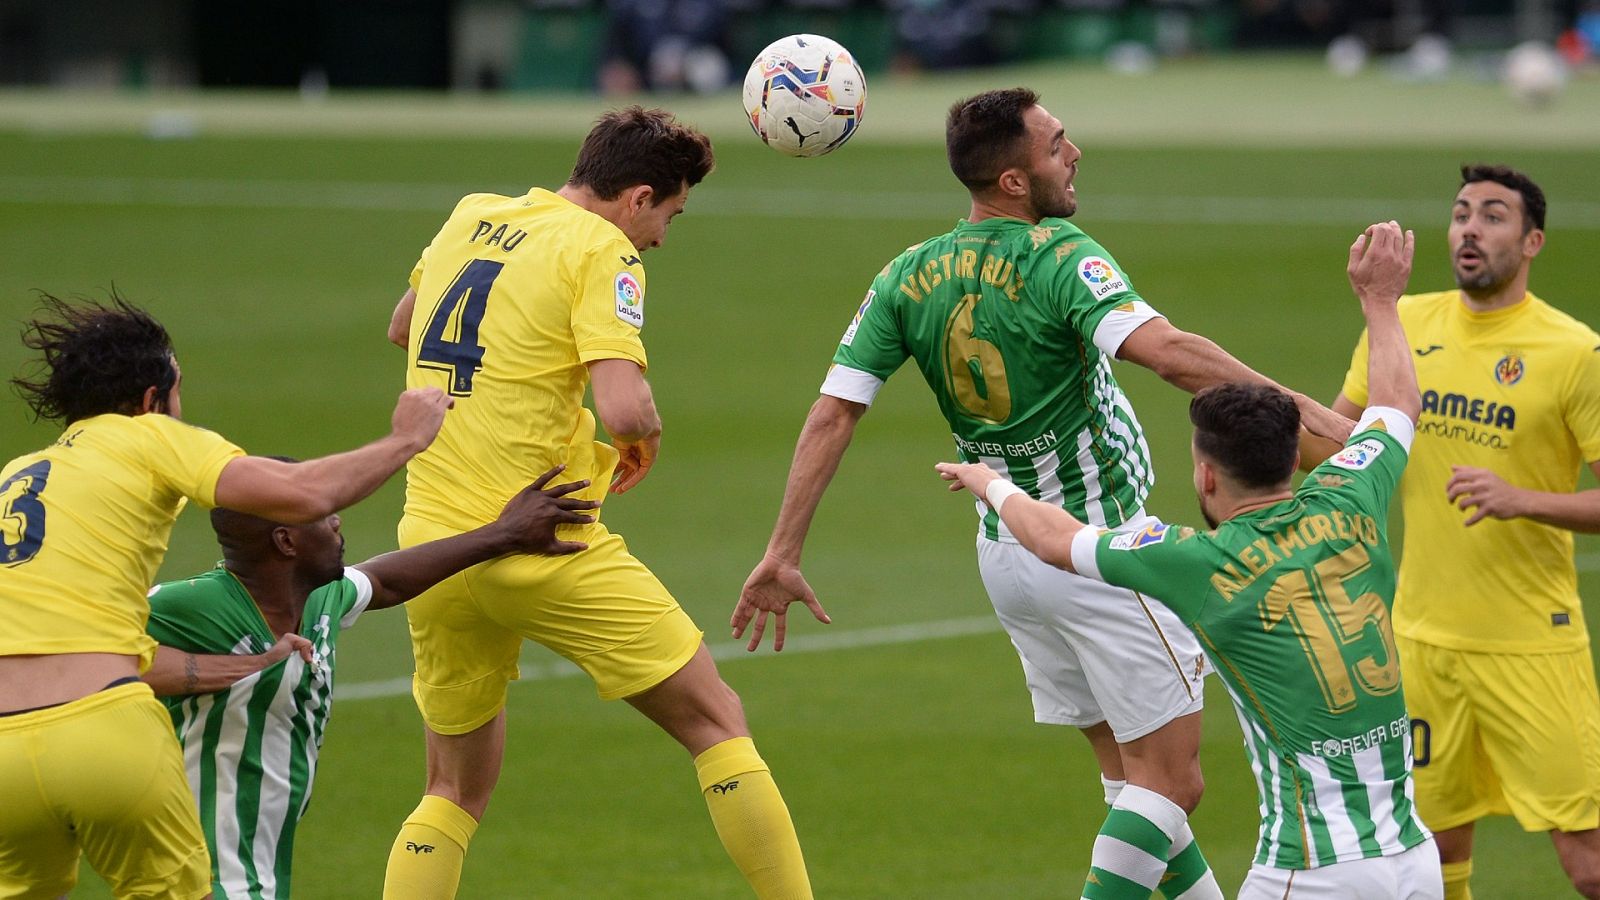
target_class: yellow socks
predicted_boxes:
[693,737,814,900]
[1442,859,1473,900]
[382,795,479,900]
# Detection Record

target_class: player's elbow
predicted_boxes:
[386,320,409,349]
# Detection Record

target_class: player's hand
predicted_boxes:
[495,465,599,555]
[1447,465,1528,526]
[391,387,454,452]
[1296,400,1355,445]
[934,461,1002,500]
[263,632,315,665]
[611,433,660,495]
[1347,220,1415,306]
[732,554,830,652]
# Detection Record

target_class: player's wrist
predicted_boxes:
[985,479,1025,511]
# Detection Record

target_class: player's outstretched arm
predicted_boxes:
[357,466,598,610]
[387,287,417,349]
[589,358,662,495]
[1117,317,1354,445]
[935,463,1086,571]
[1348,220,1420,420]
[213,387,452,525]
[143,633,314,697]
[732,394,864,651]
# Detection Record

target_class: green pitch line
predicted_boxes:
[1,54,1597,147]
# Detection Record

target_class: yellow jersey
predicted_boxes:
[0,413,243,668]
[1342,291,1600,653]
[402,188,648,531]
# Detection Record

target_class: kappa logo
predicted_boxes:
[614,272,644,328]
[1076,256,1127,300]
[840,290,875,346]
[1109,522,1168,551]
[405,842,435,854]
[710,780,740,795]
[1330,439,1385,471]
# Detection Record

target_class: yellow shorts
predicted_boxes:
[1400,635,1600,833]
[400,515,705,735]
[0,681,210,900]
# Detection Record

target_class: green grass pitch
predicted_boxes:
[0,57,1596,897]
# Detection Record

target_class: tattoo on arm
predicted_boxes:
[183,653,200,694]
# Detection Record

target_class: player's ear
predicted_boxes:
[625,184,654,216]
[136,385,160,415]
[270,526,296,558]
[1523,226,1544,259]
[996,168,1027,199]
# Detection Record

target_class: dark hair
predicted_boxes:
[11,291,178,425]
[1189,384,1301,489]
[567,106,715,204]
[1461,164,1545,232]
[946,88,1040,191]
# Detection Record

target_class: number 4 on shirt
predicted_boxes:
[417,259,504,396]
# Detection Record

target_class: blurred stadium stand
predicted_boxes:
[0,0,1581,91]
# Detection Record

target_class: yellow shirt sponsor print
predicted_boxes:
[404,188,647,531]
[1342,291,1600,653]
[0,413,243,668]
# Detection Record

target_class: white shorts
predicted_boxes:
[976,535,1206,742]
[1238,839,1442,899]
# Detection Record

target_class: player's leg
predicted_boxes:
[1395,636,1498,900]
[0,705,86,899]
[490,526,810,898]
[1468,646,1600,898]
[625,643,811,899]
[385,516,524,900]
[975,538,1217,900]
[44,684,211,900]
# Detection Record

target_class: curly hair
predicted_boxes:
[1189,384,1301,488]
[10,291,178,425]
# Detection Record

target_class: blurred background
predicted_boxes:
[0,0,1595,94]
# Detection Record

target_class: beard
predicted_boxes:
[1197,496,1219,530]
[1452,242,1515,295]
[1028,177,1076,220]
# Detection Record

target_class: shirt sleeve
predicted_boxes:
[338,567,375,629]
[142,416,246,509]
[571,236,649,370]
[1302,407,1414,519]
[1037,235,1163,357]
[1074,519,1215,624]
[1564,341,1600,463]
[145,580,235,654]
[1339,327,1372,407]
[831,277,908,383]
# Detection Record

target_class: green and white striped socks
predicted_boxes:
[1086,779,1221,900]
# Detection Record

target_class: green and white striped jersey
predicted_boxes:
[146,565,372,899]
[826,217,1161,539]
[1071,409,1431,869]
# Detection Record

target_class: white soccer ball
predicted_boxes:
[1504,41,1567,106]
[741,34,866,158]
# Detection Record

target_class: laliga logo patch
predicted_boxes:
[1494,353,1524,386]
[1330,439,1385,471]
[1109,522,1168,551]
[614,272,644,327]
[840,290,874,347]
[1076,256,1127,300]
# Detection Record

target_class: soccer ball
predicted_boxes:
[1504,41,1567,106]
[741,34,866,158]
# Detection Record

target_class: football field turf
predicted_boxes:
[1,57,1597,897]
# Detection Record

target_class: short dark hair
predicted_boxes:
[567,106,714,204]
[1189,384,1301,489]
[946,88,1039,192]
[1461,164,1545,233]
[11,291,178,425]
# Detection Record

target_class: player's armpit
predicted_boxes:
[388,288,417,349]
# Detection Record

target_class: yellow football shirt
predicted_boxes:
[1342,291,1600,653]
[403,188,648,531]
[0,413,244,668]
